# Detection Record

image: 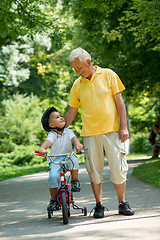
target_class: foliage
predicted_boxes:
[133,159,160,188]
[0,0,55,39]
[0,0,159,165]
[0,153,156,182]
[0,41,33,89]
[0,145,40,166]
[118,0,160,50]
[129,93,160,133]
[61,0,160,99]
[130,133,151,153]
[0,94,43,152]
[18,46,71,105]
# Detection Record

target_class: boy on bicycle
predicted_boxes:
[38,106,84,212]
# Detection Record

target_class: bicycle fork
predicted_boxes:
[57,168,71,207]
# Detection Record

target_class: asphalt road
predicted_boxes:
[0,160,160,240]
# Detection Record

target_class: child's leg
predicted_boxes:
[47,162,60,210]
[71,169,78,180]
[65,155,81,192]
[49,188,58,200]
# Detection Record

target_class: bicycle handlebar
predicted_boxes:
[35,145,85,165]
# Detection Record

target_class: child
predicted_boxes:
[38,106,84,212]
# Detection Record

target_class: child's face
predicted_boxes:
[48,111,65,129]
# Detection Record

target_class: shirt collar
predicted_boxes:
[51,128,67,137]
[80,66,102,82]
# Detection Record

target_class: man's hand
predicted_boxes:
[119,128,129,143]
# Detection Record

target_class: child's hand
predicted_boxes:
[38,148,46,154]
[75,144,84,153]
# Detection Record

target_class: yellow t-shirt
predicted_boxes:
[68,66,125,136]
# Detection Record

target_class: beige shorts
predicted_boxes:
[83,132,128,184]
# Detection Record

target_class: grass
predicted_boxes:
[133,158,160,188]
[1,152,159,189]
[0,164,49,182]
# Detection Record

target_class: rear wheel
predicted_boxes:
[61,191,68,224]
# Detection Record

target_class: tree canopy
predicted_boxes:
[0,0,159,156]
[61,0,160,99]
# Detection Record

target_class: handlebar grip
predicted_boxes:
[35,153,46,157]
[35,150,46,158]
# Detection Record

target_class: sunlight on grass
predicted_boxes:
[1,153,158,185]
[133,158,160,188]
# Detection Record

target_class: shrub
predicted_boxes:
[0,144,46,166]
[0,94,44,153]
[130,133,151,153]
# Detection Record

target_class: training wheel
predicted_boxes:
[48,211,52,219]
[83,206,87,216]
[68,208,70,217]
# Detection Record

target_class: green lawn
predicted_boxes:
[0,164,49,182]
[1,153,159,189]
[133,158,160,188]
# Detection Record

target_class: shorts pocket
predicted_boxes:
[84,149,91,173]
[120,149,128,172]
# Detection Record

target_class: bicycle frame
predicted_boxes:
[57,164,71,207]
[35,150,74,206]
[35,147,87,224]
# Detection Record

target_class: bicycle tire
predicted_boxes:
[61,191,68,224]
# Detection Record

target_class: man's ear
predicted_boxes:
[86,59,91,66]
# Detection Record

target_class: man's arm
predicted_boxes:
[64,106,78,128]
[114,92,129,143]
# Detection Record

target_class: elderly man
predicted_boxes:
[64,47,134,218]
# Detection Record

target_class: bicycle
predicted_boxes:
[35,148,87,224]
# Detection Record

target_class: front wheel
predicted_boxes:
[61,191,68,224]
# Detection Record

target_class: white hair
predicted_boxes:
[69,47,91,62]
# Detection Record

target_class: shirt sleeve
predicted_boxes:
[67,128,76,140]
[110,70,125,95]
[46,131,56,144]
[68,81,80,108]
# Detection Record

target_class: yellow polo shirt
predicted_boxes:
[68,66,125,136]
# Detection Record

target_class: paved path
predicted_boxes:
[0,161,160,240]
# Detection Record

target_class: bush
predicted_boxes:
[130,133,151,153]
[0,144,46,166]
[0,94,44,153]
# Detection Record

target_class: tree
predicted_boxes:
[0,0,71,49]
[61,0,160,99]
[118,0,160,50]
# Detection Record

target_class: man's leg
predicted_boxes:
[91,182,103,204]
[114,182,134,215]
[103,132,134,215]
[91,182,104,218]
[114,181,126,204]
[83,135,105,218]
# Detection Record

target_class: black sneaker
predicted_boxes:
[93,202,104,218]
[47,199,57,211]
[71,179,81,192]
[118,201,134,215]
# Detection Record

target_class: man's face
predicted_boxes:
[70,57,92,79]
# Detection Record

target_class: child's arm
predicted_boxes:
[38,140,51,154]
[71,136,84,153]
